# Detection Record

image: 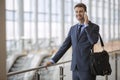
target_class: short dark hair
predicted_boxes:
[74,3,87,12]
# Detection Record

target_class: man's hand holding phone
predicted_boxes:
[84,12,89,25]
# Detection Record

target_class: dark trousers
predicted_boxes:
[72,66,96,80]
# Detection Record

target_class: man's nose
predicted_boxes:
[78,12,81,14]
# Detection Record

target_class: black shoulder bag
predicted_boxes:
[90,34,112,76]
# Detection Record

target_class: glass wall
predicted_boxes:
[6,0,120,55]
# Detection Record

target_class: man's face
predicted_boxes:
[74,7,86,21]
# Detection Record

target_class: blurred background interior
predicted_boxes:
[0,0,120,80]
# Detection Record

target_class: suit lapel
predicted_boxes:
[75,24,78,42]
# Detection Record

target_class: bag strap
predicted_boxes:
[92,33,104,52]
[99,33,104,47]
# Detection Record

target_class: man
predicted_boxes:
[45,3,99,80]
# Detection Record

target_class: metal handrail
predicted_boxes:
[7,49,120,77]
[7,60,71,77]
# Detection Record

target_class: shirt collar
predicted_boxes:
[78,23,84,26]
[77,23,84,29]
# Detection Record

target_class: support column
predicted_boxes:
[33,0,38,48]
[0,0,6,79]
[48,0,52,47]
[102,0,105,40]
[71,0,73,25]
[88,0,92,20]
[108,0,111,41]
[95,0,98,24]
[60,0,65,43]
[80,0,82,3]
[113,0,115,39]
[118,0,120,39]
[17,0,24,52]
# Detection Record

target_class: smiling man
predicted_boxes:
[45,3,99,80]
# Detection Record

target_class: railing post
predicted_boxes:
[35,72,40,80]
[115,53,118,80]
[59,66,64,80]
[105,75,108,80]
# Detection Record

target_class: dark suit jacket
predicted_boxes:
[52,21,99,71]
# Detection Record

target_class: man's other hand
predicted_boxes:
[44,61,53,70]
